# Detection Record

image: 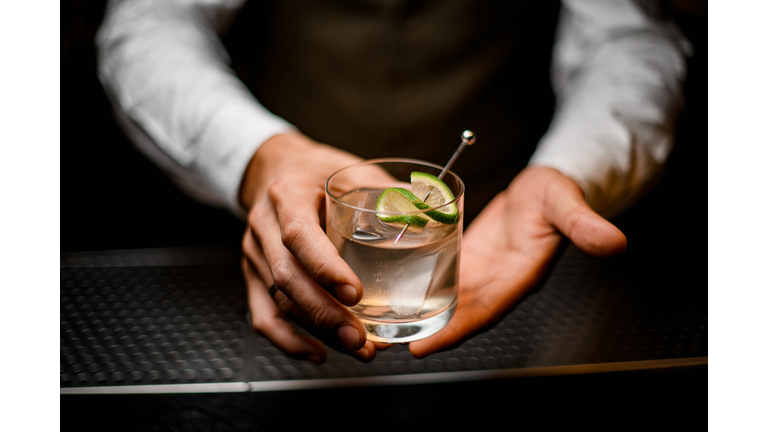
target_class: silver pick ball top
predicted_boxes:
[462,130,476,145]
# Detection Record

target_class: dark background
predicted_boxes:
[61,0,707,428]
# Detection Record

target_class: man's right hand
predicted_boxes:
[238,132,377,364]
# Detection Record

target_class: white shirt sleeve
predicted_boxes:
[528,0,692,218]
[96,0,294,217]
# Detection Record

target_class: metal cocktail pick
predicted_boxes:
[392,130,476,245]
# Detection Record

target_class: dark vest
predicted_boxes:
[224,0,560,223]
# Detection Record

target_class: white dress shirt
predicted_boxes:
[97,0,690,219]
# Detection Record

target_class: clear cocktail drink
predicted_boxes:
[325,160,464,343]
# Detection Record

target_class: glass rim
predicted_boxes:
[325,158,465,215]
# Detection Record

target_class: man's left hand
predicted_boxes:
[409,166,627,357]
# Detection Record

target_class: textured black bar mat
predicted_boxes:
[61,246,707,392]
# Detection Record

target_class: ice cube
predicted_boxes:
[350,193,400,242]
[351,226,385,242]
[388,252,438,316]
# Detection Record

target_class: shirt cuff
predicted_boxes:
[193,100,295,218]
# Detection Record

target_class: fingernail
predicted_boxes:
[307,354,324,364]
[335,284,358,305]
[336,324,360,351]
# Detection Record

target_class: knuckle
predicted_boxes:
[563,206,588,238]
[308,303,334,330]
[273,294,293,315]
[267,176,292,202]
[312,259,332,283]
[270,261,296,289]
[281,218,311,251]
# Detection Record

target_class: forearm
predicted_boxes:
[529,0,691,218]
[97,0,293,215]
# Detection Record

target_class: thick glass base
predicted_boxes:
[358,299,457,343]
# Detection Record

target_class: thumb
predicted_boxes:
[543,171,627,258]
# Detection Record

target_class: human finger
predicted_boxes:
[270,289,376,362]
[242,225,273,286]
[249,195,367,352]
[241,256,327,363]
[542,171,627,258]
[244,230,375,362]
[268,173,363,306]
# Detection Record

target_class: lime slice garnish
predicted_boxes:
[410,172,459,224]
[376,187,432,233]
